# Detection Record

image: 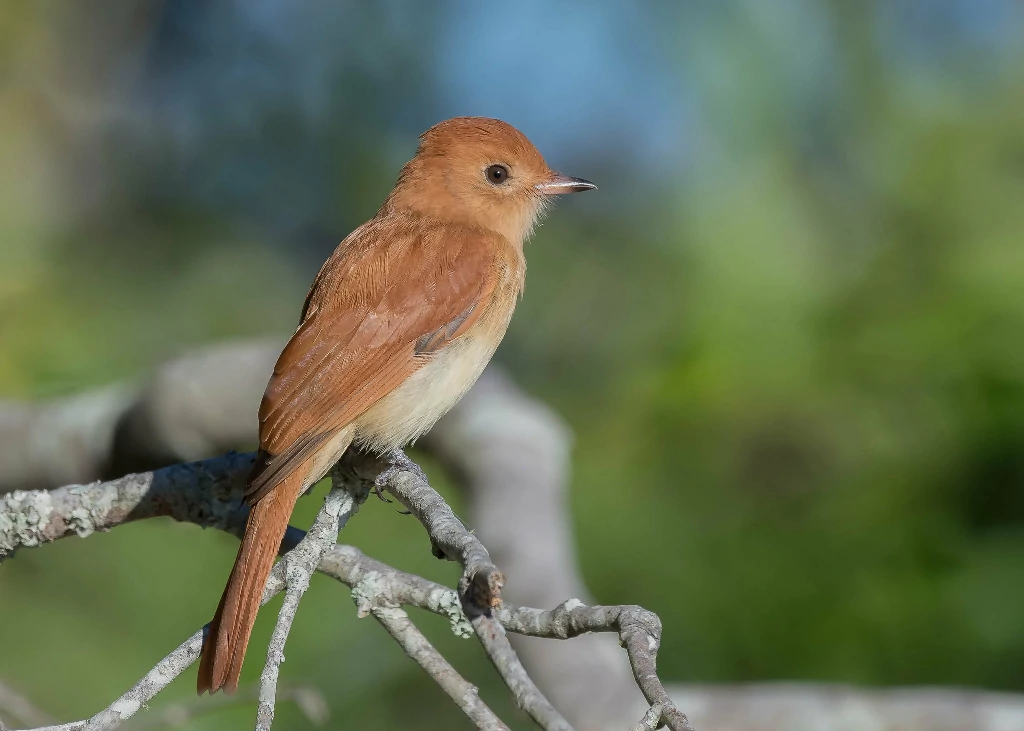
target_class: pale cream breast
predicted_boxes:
[353,274,521,454]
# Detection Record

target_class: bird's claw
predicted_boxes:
[372,464,399,503]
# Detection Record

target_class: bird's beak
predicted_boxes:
[535,171,597,195]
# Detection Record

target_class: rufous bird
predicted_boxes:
[197,116,595,694]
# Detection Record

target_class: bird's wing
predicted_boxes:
[244,217,501,504]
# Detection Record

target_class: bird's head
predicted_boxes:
[385,117,595,245]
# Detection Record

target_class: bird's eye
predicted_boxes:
[485,164,509,185]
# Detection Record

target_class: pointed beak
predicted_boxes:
[535,171,597,195]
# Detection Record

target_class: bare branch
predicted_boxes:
[342,449,574,731]
[501,602,692,731]
[344,450,504,607]
[423,368,651,727]
[82,629,205,730]
[470,613,574,731]
[627,705,663,731]
[255,476,367,730]
[42,557,295,730]
[0,452,254,560]
[359,588,508,731]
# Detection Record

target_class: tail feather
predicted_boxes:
[197,473,304,694]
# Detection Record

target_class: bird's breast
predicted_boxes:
[352,278,519,454]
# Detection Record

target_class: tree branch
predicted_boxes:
[2,451,689,730]
[423,368,654,726]
[256,476,367,730]
[341,449,577,731]
[501,602,692,731]
[359,591,509,731]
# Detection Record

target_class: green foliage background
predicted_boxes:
[2,2,1024,728]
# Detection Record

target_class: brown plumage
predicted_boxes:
[196,116,595,694]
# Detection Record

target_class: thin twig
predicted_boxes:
[469,613,573,731]
[500,601,694,731]
[256,474,368,730]
[346,450,504,607]
[351,450,574,731]
[627,704,663,731]
[356,584,508,731]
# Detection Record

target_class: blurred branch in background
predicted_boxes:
[0,340,281,491]
[3,344,1024,730]
[0,681,55,731]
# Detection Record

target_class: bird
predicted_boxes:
[196,116,595,694]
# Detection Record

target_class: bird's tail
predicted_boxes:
[196,471,305,694]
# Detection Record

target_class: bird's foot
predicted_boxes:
[372,462,399,503]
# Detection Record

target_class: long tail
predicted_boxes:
[197,471,305,694]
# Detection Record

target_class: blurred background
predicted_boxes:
[2,0,1024,728]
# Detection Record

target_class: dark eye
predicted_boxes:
[485,164,509,185]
